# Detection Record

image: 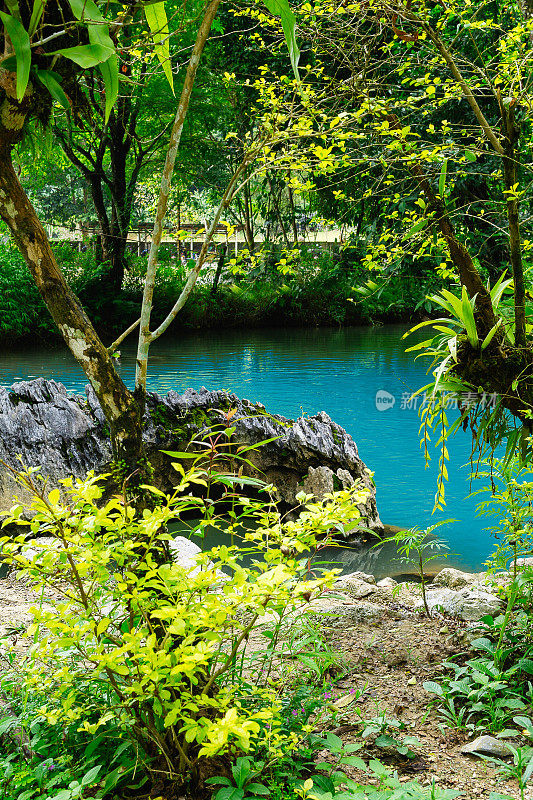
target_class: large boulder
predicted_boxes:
[0,380,381,534]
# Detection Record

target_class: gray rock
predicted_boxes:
[309,598,384,624]
[336,469,354,488]
[377,577,398,589]
[414,586,502,621]
[433,568,478,589]
[461,735,514,758]
[0,381,381,534]
[339,570,376,585]
[333,577,377,600]
[384,646,409,667]
[516,557,533,570]
[302,466,335,499]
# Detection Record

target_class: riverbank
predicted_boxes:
[0,241,440,346]
[0,560,527,799]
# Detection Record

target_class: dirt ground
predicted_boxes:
[0,574,527,799]
[255,583,527,800]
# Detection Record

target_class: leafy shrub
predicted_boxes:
[0,461,369,796]
[0,243,57,341]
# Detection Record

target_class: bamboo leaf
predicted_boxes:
[35,69,71,111]
[144,1,174,93]
[404,218,427,239]
[0,12,31,100]
[460,286,478,346]
[438,159,447,197]
[55,43,114,68]
[481,319,502,351]
[28,0,44,37]
[263,0,300,79]
[98,53,118,123]
[67,0,105,23]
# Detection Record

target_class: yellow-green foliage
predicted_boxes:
[0,464,369,785]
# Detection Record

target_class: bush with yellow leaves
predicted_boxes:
[0,460,369,794]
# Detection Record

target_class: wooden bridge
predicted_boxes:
[45,221,349,255]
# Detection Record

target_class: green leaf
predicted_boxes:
[422,680,444,696]
[28,0,44,37]
[214,788,245,800]
[162,450,198,459]
[519,658,533,675]
[404,218,427,239]
[438,159,447,197]
[464,150,477,161]
[144,1,174,93]
[262,0,300,79]
[0,12,31,100]
[98,53,118,122]
[232,757,252,787]
[67,0,105,23]
[460,286,478,346]
[55,43,114,68]
[246,784,270,796]
[481,319,502,351]
[81,764,102,786]
[35,70,70,111]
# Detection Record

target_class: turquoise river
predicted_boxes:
[0,325,500,577]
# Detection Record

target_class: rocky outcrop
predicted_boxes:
[0,379,380,533]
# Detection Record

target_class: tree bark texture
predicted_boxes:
[0,146,143,467]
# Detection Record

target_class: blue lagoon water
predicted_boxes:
[0,326,495,574]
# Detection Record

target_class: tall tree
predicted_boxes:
[0,0,299,475]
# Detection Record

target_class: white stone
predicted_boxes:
[414,586,502,621]
[302,466,335,499]
[377,577,398,589]
[168,536,228,585]
[168,536,202,568]
[461,735,514,758]
[337,570,376,584]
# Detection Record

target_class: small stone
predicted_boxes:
[461,735,514,759]
[384,646,409,667]
[168,536,202,568]
[413,586,502,621]
[302,465,335,500]
[407,677,417,685]
[342,571,376,585]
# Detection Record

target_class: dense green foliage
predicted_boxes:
[0,240,445,344]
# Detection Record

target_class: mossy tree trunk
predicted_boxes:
[0,61,144,469]
[0,143,144,466]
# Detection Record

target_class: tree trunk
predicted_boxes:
[243,178,255,250]
[502,103,526,348]
[0,145,144,469]
[212,243,227,294]
[287,182,298,247]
